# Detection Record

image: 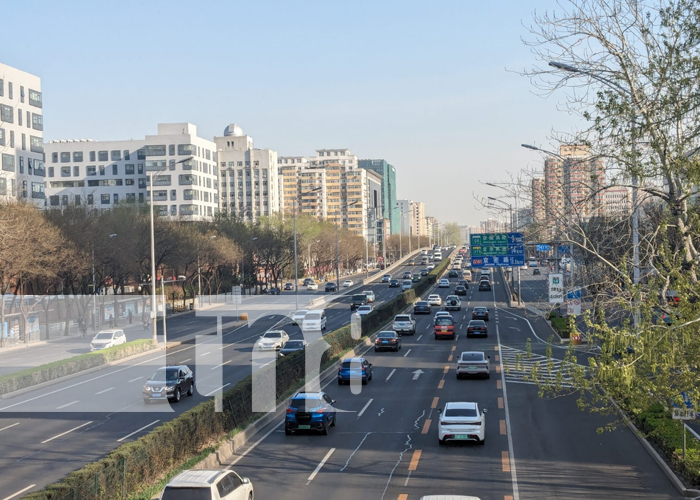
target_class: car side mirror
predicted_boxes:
[242,477,251,484]
[482,408,488,413]
[437,408,442,414]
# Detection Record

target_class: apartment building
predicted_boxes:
[396,199,410,234]
[44,123,218,220]
[604,186,632,216]
[531,177,546,223]
[0,63,45,203]
[215,124,280,221]
[409,201,426,237]
[425,216,439,243]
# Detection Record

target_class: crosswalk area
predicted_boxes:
[499,345,580,387]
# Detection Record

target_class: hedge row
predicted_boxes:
[0,339,156,396]
[633,403,700,487]
[27,253,453,500]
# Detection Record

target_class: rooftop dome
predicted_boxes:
[224,123,244,137]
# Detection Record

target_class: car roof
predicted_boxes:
[156,365,187,371]
[294,309,308,314]
[167,469,225,487]
[263,330,285,335]
[445,401,478,410]
[362,290,373,293]
[429,294,440,297]
[96,329,122,334]
[342,357,365,363]
[435,311,451,316]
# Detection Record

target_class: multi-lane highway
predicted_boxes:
[0,258,425,497]
[220,266,682,500]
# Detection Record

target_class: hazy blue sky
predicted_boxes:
[3,0,579,226]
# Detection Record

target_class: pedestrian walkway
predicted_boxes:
[499,344,579,388]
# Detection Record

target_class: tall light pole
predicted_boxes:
[489,196,520,304]
[334,200,359,289]
[293,187,321,309]
[91,233,117,330]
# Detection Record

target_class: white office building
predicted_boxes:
[44,123,218,220]
[0,63,45,204]
[214,124,280,221]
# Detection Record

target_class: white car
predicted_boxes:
[291,309,308,325]
[307,281,319,291]
[343,279,354,287]
[255,330,290,350]
[438,401,487,445]
[427,294,442,306]
[456,351,490,379]
[401,279,412,290]
[356,305,373,317]
[362,290,376,303]
[520,265,528,270]
[90,329,126,351]
[438,278,450,288]
[427,264,435,271]
[160,469,253,500]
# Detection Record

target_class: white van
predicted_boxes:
[434,252,443,262]
[462,270,472,281]
[302,310,327,332]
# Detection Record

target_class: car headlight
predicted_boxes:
[166,386,175,392]
[143,386,151,392]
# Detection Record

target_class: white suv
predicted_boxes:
[438,401,487,445]
[160,469,253,500]
[90,329,126,351]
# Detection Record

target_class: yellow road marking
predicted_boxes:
[502,451,510,472]
[443,365,450,373]
[495,345,499,351]
[421,419,431,434]
[438,380,444,389]
[408,450,422,471]
[495,355,499,362]
[431,397,439,409]
[448,355,453,362]
[505,496,514,500]
[500,420,506,435]
[399,495,408,500]
[498,397,504,409]
[451,345,456,351]
[496,365,501,373]
[497,380,502,389]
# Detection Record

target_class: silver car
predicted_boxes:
[456,351,490,379]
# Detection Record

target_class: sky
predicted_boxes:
[2,0,580,227]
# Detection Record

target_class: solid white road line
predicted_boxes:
[95,387,114,395]
[211,360,231,370]
[416,335,422,341]
[307,448,336,483]
[41,421,93,444]
[56,400,79,409]
[2,484,36,500]
[204,383,230,397]
[386,369,396,381]
[0,422,19,432]
[117,420,160,442]
[127,377,143,383]
[403,349,412,357]
[357,398,374,418]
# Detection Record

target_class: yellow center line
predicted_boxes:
[399,495,408,500]
[500,420,506,435]
[448,355,453,362]
[505,496,514,500]
[438,380,444,389]
[498,397,504,409]
[494,345,499,351]
[497,380,502,389]
[408,450,422,471]
[421,419,431,434]
[495,355,500,362]
[443,365,450,373]
[431,397,439,409]
[501,451,511,472]
[496,365,501,374]
[451,345,456,351]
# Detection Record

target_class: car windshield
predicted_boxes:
[94,332,113,340]
[416,301,428,306]
[470,321,486,327]
[161,487,212,500]
[436,318,454,326]
[294,310,308,316]
[447,296,458,301]
[362,291,372,295]
[290,397,323,410]
[283,341,305,349]
[263,331,281,338]
[429,295,439,300]
[395,316,410,322]
[461,353,484,361]
[475,308,486,312]
[305,313,321,321]
[353,295,366,300]
[378,332,395,339]
[341,361,363,369]
[444,407,478,417]
[358,306,371,312]
[403,280,411,285]
[151,369,178,382]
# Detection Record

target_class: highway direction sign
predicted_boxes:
[470,233,524,267]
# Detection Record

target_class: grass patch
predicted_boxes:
[546,313,571,338]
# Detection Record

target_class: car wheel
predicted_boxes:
[435,335,439,340]
[486,373,491,379]
[451,334,455,340]
[249,492,253,500]
[479,438,485,445]
[173,388,181,403]
[331,413,336,427]
[438,438,445,446]
[320,423,328,435]
[187,382,194,396]
[338,379,343,385]
[375,347,379,352]
[285,428,292,436]
[362,378,367,385]
[369,372,373,381]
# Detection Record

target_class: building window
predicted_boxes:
[26,110,30,129]
[138,163,144,174]
[8,82,12,100]
[125,178,134,185]
[49,195,59,206]
[2,153,15,172]
[61,166,70,177]
[169,144,175,156]
[138,178,147,189]
[87,165,96,176]
[126,193,136,203]
[29,113,42,131]
[28,89,42,108]
[30,136,43,153]
[100,194,110,205]
[1,104,13,123]
[19,86,25,103]
[0,79,3,97]
[29,182,44,199]
[73,166,79,177]
[113,193,119,204]
[143,145,166,156]
[171,190,177,200]
[87,194,94,205]
[124,150,130,160]
[48,166,54,177]
[0,129,4,146]
[60,152,70,163]
[98,151,108,161]
[111,150,121,161]
[112,164,118,175]
[21,133,25,151]
[18,156,24,173]
[138,193,144,203]
[125,164,135,174]
[73,151,83,162]
[90,151,96,162]
[17,109,22,126]
[61,195,68,206]
[75,195,81,205]
[99,165,105,176]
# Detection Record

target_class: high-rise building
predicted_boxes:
[531,177,546,223]
[425,216,439,243]
[409,201,426,237]
[215,124,280,222]
[604,186,632,216]
[396,199,410,234]
[0,63,45,204]
[358,159,398,234]
[45,123,218,220]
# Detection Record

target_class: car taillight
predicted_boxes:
[375,339,381,344]
[389,339,396,343]
[314,409,325,414]
[286,408,296,414]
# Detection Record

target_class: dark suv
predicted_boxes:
[351,294,368,310]
[285,391,337,435]
[142,365,194,403]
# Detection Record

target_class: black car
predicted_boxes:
[420,268,429,276]
[375,331,402,352]
[454,285,467,296]
[457,280,469,288]
[325,282,338,292]
[412,273,421,283]
[533,268,541,275]
[472,307,489,321]
[389,279,400,287]
[142,365,194,403]
[448,269,459,278]
[479,281,491,291]
[284,282,294,290]
[351,294,368,310]
[278,339,308,357]
[413,301,431,314]
[467,320,488,338]
[403,271,412,279]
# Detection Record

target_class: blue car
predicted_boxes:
[285,391,337,435]
[337,357,373,385]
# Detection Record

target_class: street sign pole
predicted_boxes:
[672,407,695,459]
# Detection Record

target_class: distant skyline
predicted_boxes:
[2,0,581,226]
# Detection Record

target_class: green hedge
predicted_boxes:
[26,253,454,500]
[0,339,156,396]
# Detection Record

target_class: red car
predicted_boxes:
[434,317,455,340]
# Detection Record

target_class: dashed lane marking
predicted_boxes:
[357,399,373,418]
[498,397,504,409]
[497,380,502,390]
[502,451,511,472]
[307,448,336,483]
[431,397,439,409]
[398,495,408,500]
[496,365,501,373]
[421,419,431,434]
[448,355,453,362]
[438,380,444,389]
[386,369,396,381]
[2,485,37,500]
[495,355,499,362]
[500,420,507,435]
[408,450,422,471]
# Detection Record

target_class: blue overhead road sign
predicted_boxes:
[537,244,551,252]
[470,233,525,267]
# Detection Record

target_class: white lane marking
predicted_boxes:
[211,360,231,370]
[403,348,412,358]
[340,432,371,471]
[343,321,350,325]
[386,369,396,381]
[56,400,79,409]
[307,448,336,484]
[204,383,230,397]
[2,484,36,500]
[425,325,431,330]
[404,470,412,486]
[357,398,373,418]
[0,422,19,432]
[416,335,422,341]
[127,377,143,383]
[181,358,192,363]
[117,420,160,442]
[41,421,93,444]
[95,387,114,395]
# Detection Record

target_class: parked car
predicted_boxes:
[291,309,308,326]
[351,294,368,310]
[362,290,376,303]
[392,314,416,335]
[343,279,354,287]
[427,294,442,306]
[466,320,488,338]
[375,331,402,352]
[438,402,487,445]
[456,351,490,379]
[472,307,489,321]
[381,274,392,283]
[285,391,337,435]
[389,279,400,288]
[337,357,373,385]
[434,316,456,340]
[142,365,194,403]
[325,282,338,292]
[90,329,126,351]
[413,300,431,314]
[445,295,462,311]
[438,279,450,288]
[255,330,290,350]
[278,339,308,357]
[159,469,253,500]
